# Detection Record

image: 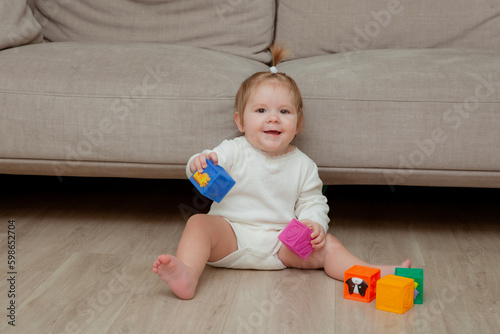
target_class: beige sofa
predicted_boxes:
[1,0,500,188]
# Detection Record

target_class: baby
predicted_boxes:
[153,45,411,299]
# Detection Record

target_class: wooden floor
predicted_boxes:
[1,175,499,334]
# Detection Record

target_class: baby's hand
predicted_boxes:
[190,152,219,174]
[301,220,326,250]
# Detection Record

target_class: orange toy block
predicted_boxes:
[343,265,381,303]
[376,275,414,314]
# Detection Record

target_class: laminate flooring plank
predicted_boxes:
[10,252,147,333]
[5,215,88,306]
[415,222,500,314]
[441,311,500,334]
[223,269,336,334]
[109,266,242,333]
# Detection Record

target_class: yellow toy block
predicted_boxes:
[193,172,211,187]
[376,275,414,314]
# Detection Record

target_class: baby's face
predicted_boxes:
[235,81,300,157]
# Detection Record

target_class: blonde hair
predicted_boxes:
[234,44,303,130]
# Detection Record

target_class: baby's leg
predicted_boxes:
[322,234,411,279]
[153,214,237,299]
[278,234,411,280]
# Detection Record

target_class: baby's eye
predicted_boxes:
[280,109,290,114]
[256,108,266,113]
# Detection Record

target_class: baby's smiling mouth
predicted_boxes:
[264,130,281,135]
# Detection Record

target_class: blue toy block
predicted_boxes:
[395,267,424,304]
[189,159,235,203]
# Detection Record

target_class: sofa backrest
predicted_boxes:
[276,0,500,60]
[0,0,42,50]
[31,0,275,63]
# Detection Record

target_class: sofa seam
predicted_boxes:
[2,91,498,103]
[0,157,186,166]
[303,96,500,103]
[1,158,498,173]
[0,90,234,100]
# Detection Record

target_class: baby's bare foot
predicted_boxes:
[153,254,197,300]
[398,259,412,269]
[379,259,412,278]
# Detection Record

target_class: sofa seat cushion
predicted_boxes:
[0,42,266,178]
[281,48,500,185]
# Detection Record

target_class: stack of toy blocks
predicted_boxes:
[343,265,424,314]
[343,265,381,303]
[278,219,313,259]
[189,159,235,203]
[375,275,415,314]
[395,267,424,304]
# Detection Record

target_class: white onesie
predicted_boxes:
[186,136,330,270]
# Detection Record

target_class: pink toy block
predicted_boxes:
[278,219,313,260]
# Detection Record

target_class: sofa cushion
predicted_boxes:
[31,0,274,63]
[0,0,42,50]
[276,0,500,60]
[0,42,267,178]
[279,49,500,185]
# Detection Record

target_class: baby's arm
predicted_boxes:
[189,152,219,174]
[301,219,326,250]
[295,158,330,236]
